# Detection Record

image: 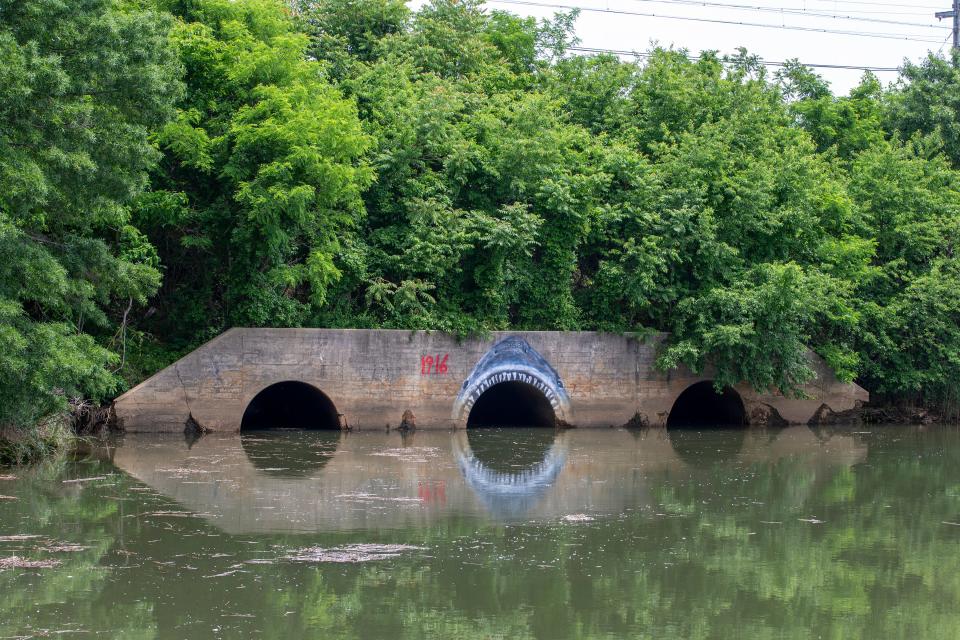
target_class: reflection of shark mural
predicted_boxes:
[450,431,568,519]
[453,336,572,424]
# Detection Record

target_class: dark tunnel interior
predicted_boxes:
[240,381,340,431]
[467,381,556,428]
[666,381,746,429]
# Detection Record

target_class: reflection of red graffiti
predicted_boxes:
[417,480,446,505]
[420,354,449,375]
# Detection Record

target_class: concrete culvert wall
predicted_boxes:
[113,329,869,432]
[467,381,556,428]
[240,381,340,431]
[667,381,746,428]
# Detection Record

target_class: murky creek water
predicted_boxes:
[2,425,960,638]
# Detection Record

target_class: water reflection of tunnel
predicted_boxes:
[667,381,746,429]
[668,428,748,467]
[241,431,340,478]
[455,428,568,519]
[465,428,557,474]
[240,381,340,431]
[467,381,556,428]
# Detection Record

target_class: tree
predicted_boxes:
[575,50,858,391]
[298,0,598,332]
[846,139,960,405]
[887,50,960,169]
[136,0,372,344]
[0,0,181,429]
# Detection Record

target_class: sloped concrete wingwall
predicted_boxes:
[112,329,868,433]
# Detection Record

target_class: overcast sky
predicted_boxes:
[411,0,955,95]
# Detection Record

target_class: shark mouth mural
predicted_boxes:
[452,336,572,425]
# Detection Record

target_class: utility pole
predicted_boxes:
[936,0,960,51]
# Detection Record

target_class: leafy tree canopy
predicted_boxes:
[0,0,181,428]
[137,0,373,341]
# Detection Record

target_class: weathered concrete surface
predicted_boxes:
[113,329,868,432]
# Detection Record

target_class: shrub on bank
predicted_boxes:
[0,416,74,467]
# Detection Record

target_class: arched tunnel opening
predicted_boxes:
[467,381,556,429]
[240,381,340,431]
[667,381,746,429]
[667,381,747,466]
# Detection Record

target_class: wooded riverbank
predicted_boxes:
[5,0,960,452]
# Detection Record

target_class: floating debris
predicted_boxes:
[287,544,426,563]
[0,535,43,541]
[942,521,960,527]
[0,475,16,481]
[204,569,244,578]
[0,555,61,569]
[562,514,594,523]
[40,544,87,553]
[371,447,441,463]
[62,476,107,484]
[157,468,213,475]
[798,518,825,524]
[335,492,421,503]
[0,495,16,500]
[144,511,193,517]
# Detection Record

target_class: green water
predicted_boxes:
[2,426,960,638]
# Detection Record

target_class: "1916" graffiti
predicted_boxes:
[421,354,449,375]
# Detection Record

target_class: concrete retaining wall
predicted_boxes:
[112,329,868,432]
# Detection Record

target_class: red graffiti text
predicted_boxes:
[420,354,449,375]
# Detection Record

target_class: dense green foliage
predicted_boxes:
[0,0,181,429]
[6,0,960,432]
[140,0,371,338]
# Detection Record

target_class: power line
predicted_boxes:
[487,0,948,43]
[679,4,937,18]
[807,0,942,8]
[937,29,954,55]
[789,7,941,18]
[617,0,946,29]
[567,45,902,72]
